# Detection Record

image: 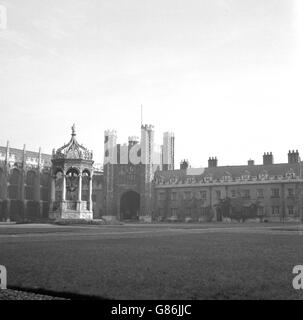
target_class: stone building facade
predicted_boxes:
[103,124,175,222]
[0,143,51,221]
[0,129,104,222]
[1,123,303,223]
[154,151,303,222]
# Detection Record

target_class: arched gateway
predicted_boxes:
[49,125,94,220]
[120,191,140,220]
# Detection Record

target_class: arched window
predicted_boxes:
[10,168,20,185]
[0,169,5,199]
[25,171,36,200]
[81,170,90,201]
[55,171,63,201]
[9,169,21,199]
[40,171,50,202]
[26,171,35,186]
[40,171,49,187]
[66,168,79,201]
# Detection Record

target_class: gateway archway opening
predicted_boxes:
[120,191,140,220]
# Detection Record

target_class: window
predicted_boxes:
[241,175,250,180]
[216,190,221,199]
[286,170,296,179]
[231,190,236,198]
[204,176,212,183]
[223,175,232,182]
[271,188,280,198]
[171,208,178,217]
[257,189,264,198]
[186,207,192,216]
[158,192,166,201]
[200,190,207,200]
[201,207,208,216]
[184,191,192,200]
[271,206,280,216]
[257,207,264,216]
[288,188,294,198]
[243,190,250,199]
[288,206,295,215]
[25,186,34,200]
[259,172,268,180]
[170,192,177,201]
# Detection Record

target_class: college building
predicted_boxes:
[154,152,303,222]
[0,124,302,222]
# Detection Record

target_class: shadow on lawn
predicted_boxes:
[8,286,112,300]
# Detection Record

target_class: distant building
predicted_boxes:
[0,142,51,221]
[103,124,173,222]
[154,151,303,222]
[161,132,175,171]
[1,124,302,223]
[0,128,103,222]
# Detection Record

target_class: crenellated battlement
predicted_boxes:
[104,130,117,137]
[141,124,154,131]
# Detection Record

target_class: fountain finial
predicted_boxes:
[71,124,76,136]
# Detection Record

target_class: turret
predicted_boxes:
[5,140,9,164]
[140,124,154,165]
[162,132,175,171]
[22,144,26,166]
[104,130,117,165]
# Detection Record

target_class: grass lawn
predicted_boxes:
[0,223,303,300]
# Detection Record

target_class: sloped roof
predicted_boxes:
[155,162,301,182]
[0,146,51,166]
[199,163,300,179]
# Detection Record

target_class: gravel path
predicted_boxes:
[0,289,67,300]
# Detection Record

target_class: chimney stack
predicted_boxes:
[180,159,189,170]
[208,157,218,168]
[288,150,300,164]
[263,152,274,165]
[248,159,255,166]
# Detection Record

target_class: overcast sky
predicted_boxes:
[0,0,302,167]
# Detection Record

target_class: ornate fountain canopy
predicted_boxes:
[52,124,93,161]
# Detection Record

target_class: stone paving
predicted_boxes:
[0,289,67,300]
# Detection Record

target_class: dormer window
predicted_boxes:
[223,172,232,182]
[259,170,268,180]
[204,176,213,183]
[286,169,296,179]
[241,170,250,180]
